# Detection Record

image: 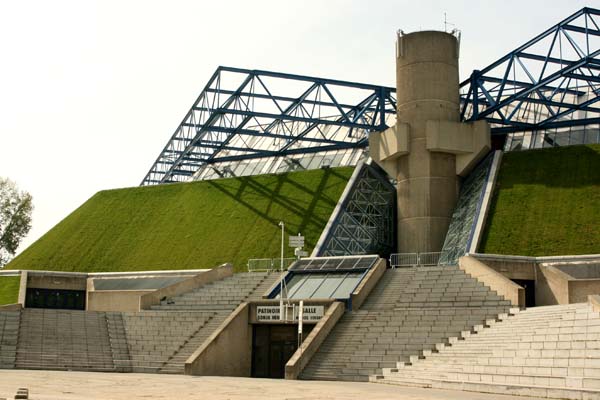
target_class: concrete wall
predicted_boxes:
[590,295,600,312]
[0,304,22,311]
[555,263,600,279]
[285,301,345,379]
[27,273,87,291]
[568,280,600,303]
[18,271,27,306]
[351,258,386,310]
[536,265,571,305]
[458,256,524,307]
[471,254,600,306]
[185,302,252,377]
[395,31,460,253]
[87,290,154,312]
[140,264,232,310]
[470,254,536,280]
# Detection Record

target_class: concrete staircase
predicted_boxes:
[0,310,20,369]
[372,303,600,399]
[300,266,512,382]
[105,312,132,372]
[8,272,281,375]
[121,311,214,373]
[159,312,226,374]
[15,309,116,372]
[150,271,280,312]
[133,272,280,374]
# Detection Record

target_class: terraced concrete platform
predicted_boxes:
[0,370,545,400]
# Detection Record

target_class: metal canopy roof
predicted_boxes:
[141,67,397,186]
[141,7,600,186]
[460,7,600,134]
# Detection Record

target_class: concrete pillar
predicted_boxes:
[369,30,491,254]
[396,31,460,253]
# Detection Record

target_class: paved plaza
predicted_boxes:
[0,370,544,400]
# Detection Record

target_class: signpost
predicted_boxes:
[298,300,304,353]
[288,234,305,248]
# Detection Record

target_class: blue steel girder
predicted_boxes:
[140,67,396,186]
[461,7,600,134]
[141,7,600,186]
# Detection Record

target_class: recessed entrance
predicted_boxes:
[251,324,314,379]
[512,279,536,307]
[25,288,86,310]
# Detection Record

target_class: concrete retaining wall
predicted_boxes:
[185,302,251,377]
[18,271,27,306]
[589,295,600,312]
[285,301,345,379]
[459,256,525,307]
[569,279,600,303]
[140,264,232,310]
[87,290,154,312]
[536,265,571,305]
[351,258,386,310]
[28,273,87,291]
[470,254,536,280]
[0,304,22,311]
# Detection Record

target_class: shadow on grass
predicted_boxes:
[206,168,348,243]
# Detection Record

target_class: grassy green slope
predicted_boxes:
[0,276,20,305]
[480,144,600,256]
[8,167,353,272]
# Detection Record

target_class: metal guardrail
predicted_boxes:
[247,258,296,272]
[418,252,441,266]
[389,252,441,268]
[390,253,418,267]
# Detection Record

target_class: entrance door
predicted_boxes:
[512,279,536,307]
[251,324,313,379]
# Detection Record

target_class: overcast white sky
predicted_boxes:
[0,0,593,253]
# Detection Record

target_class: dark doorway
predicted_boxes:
[25,288,86,310]
[251,324,314,379]
[512,279,536,307]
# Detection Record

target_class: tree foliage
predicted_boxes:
[0,177,33,266]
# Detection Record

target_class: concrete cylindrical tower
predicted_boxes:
[396,31,460,253]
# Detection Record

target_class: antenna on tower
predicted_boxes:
[444,12,455,32]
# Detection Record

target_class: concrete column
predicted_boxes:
[396,31,460,253]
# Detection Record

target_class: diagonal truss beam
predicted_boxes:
[142,8,600,186]
[141,67,396,185]
[461,7,600,135]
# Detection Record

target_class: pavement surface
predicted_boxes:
[0,370,544,400]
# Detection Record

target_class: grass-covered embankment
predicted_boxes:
[7,167,353,272]
[480,144,600,256]
[0,276,20,305]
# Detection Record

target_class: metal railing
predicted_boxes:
[389,252,442,268]
[247,258,296,272]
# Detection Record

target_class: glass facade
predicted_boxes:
[316,163,396,258]
[192,148,365,181]
[277,272,364,300]
[438,152,495,266]
[505,127,600,152]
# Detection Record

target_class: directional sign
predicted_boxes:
[295,248,308,257]
[289,234,305,248]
